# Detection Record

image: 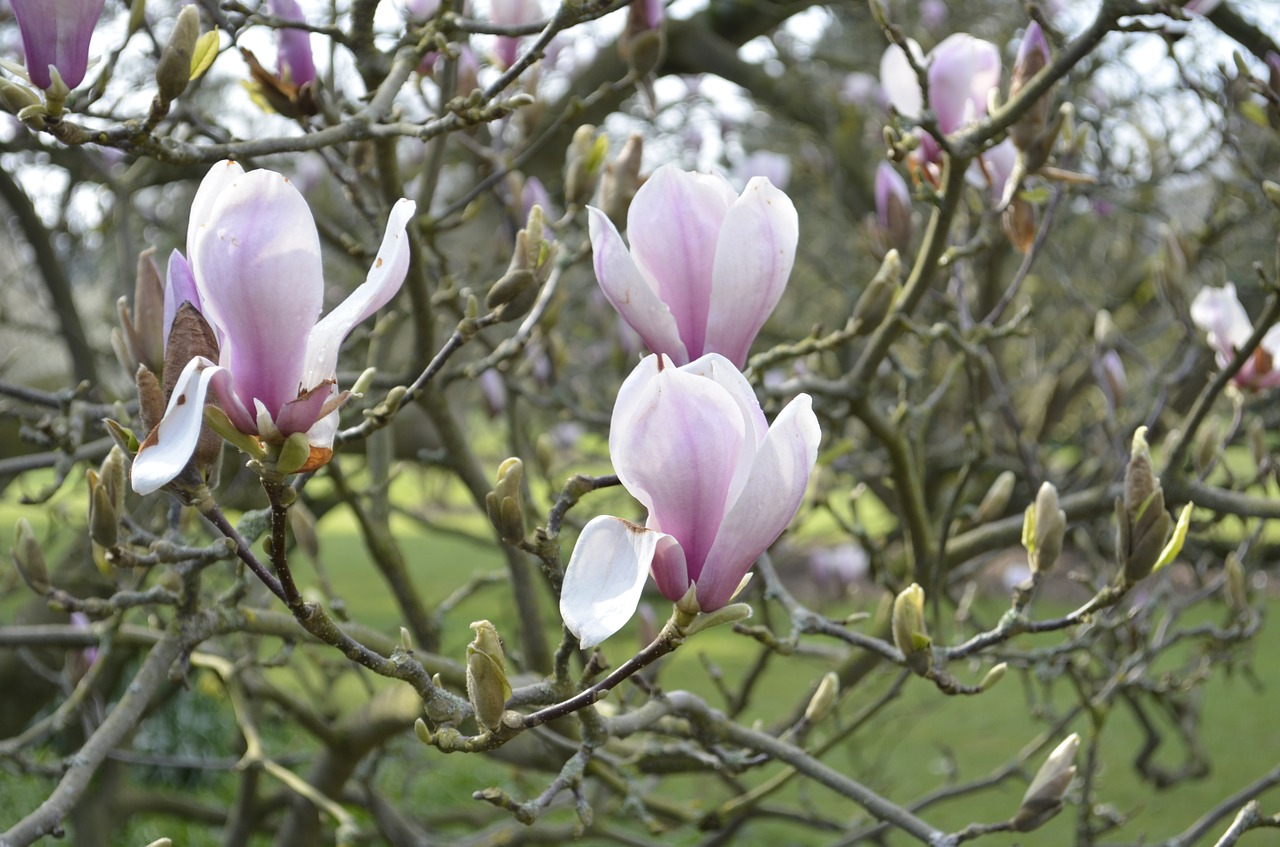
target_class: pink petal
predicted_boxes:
[588,207,689,364]
[704,176,798,366]
[678,353,768,504]
[11,0,107,90]
[610,361,745,580]
[928,34,1000,133]
[190,168,324,421]
[269,0,316,86]
[627,166,736,359]
[130,356,224,494]
[560,515,672,648]
[697,393,820,610]
[162,249,201,348]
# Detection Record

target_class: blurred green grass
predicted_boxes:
[0,467,1277,846]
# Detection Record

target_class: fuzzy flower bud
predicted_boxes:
[1024,481,1066,576]
[466,620,512,731]
[1008,22,1052,152]
[485,458,526,545]
[155,5,201,103]
[565,125,609,208]
[13,518,50,595]
[804,671,840,723]
[1013,733,1079,831]
[892,583,932,676]
[852,249,901,336]
[975,470,1016,525]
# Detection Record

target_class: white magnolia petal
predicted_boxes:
[130,357,222,495]
[1190,283,1253,361]
[560,515,668,649]
[301,198,416,391]
[678,353,768,505]
[880,41,925,118]
[187,160,245,274]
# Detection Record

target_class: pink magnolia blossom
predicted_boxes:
[1190,283,1280,391]
[131,161,415,494]
[559,354,820,647]
[875,160,910,230]
[880,33,1001,169]
[589,165,798,369]
[490,0,541,69]
[269,0,316,86]
[11,0,107,89]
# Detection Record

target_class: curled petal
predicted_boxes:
[698,394,820,610]
[560,516,673,648]
[130,357,226,495]
[299,198,416,393]
[705,177,799,367]
[627,166,737,358]
[588,207,689,364]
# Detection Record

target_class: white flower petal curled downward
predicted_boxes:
[130,357,226,495]
[560,516,682,648]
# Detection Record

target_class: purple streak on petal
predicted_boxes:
[269,0,316,86]
[189,168,323,421]
[697,393,820,610]
[626,166,736,360]
[588,207,689,364]
[610,363,745,582]
[875,161,909,230]
[11,0,107,89]
[678,353,767,505]
[649,533,689,601]
[163,249,201,346]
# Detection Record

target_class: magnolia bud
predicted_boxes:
[1008,22,1052,153]
[852,249,901,335]
[1120,427,1170,584]
[599,133,644,228]
[13,519,50,595]
[88,475,120,549]
[1248,417,1268,472]
[975,471,1016,525]
[0,78,42,115]
[1194,419,1219,474]
[1093,310,1121,349]
[275,431,313,476]
[1013,733,1079,831]
[156,5,201,102]
[465,620,512,731]
[1002,196,1037,254]
[804,672,840,723]
[1224,552,1248,614]
[979,662,1007,692]
[891,583,932,676]
[565,125,608,207]
[486,268,537,322]
[136,365,166,436]
[1029,481,1066,576]
[485,458,526,545]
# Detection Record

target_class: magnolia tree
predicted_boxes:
[2,0,1280,845]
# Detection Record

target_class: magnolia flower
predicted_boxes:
[1190,283,1280,390]
[131,161,415,494]
[11,0,107,90]
[589,165,798,369]
[880,33,1001,169]
[490,0,541,69]
[559,353,820,648]
[269,0,316,86]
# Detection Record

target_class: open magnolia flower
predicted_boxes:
[589,164,799,369]
[1190,283,1280,391]
[131,161,415,495]
[559,353,820,648]
[880,33,1001,175]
